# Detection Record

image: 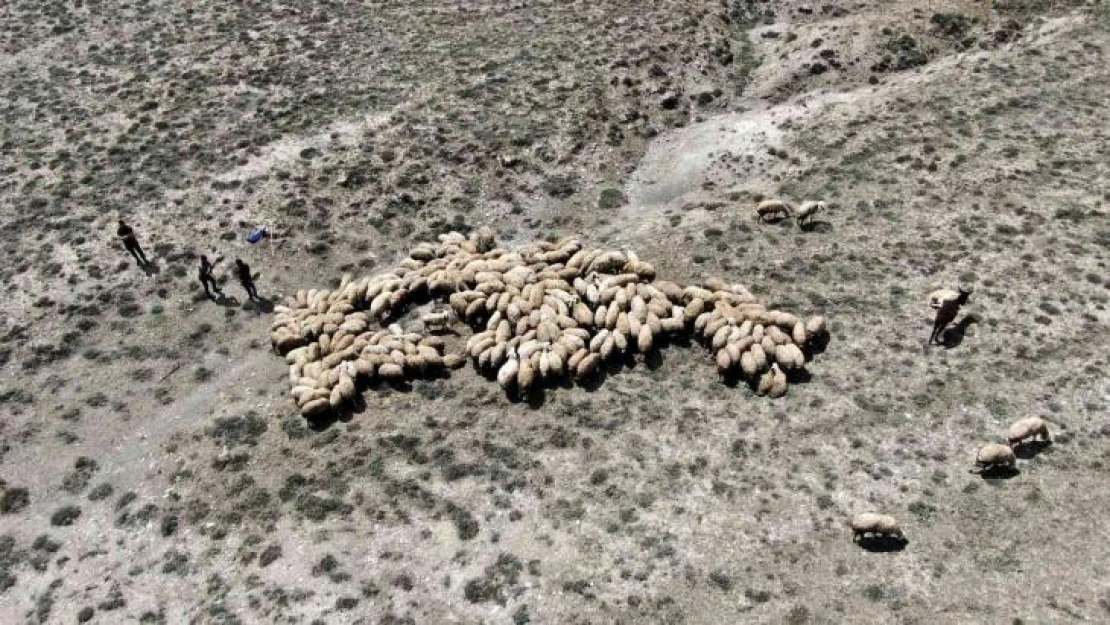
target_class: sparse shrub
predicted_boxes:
[295,491,352,521]
[161,549,190,576]
[708,570,733,590]
[206,412,267,447]
[597,188,627,209]
[336,596,359,610]
[931,13,974,39]
[87,483,114,501]
[463,553,523,605]
[160,514,179,537]
[446,502,479,540]
[258,545,282,567]
[50,505,81,526]
[116,492,137,510]
[1,488,29,514]
[61,457,99,494]
[193,365,213,382]
[542,174,579,199]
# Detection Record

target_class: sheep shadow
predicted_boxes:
[719,369,744,388]
[785,368,813,385]
[505,385,547,409]
[977,465,1020,481]
[643,348,667,371]
[799,220,833,234]
[1013,439,1052,460]
[940,315,978,349]
[857,536,908,553]
[577,368,609,392]
[306,396,363,431]
[307,376,429,429]
[757,215,791,226]
[805,333,830,357]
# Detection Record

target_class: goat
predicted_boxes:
[929,285,973,345]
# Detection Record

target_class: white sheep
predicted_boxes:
[973,443,1016,473]
[850,513,904,543]
[1007,417,1050,448]
[794,200,826,227]
[756,199,792,222]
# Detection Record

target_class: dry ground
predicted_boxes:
[2,1,1109,623]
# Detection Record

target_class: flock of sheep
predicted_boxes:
[269,200,1054,549]
[268,228,830,419]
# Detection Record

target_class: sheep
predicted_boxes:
[1008,417,1050,448]
[420,309,453,333]
[929,285,973,345]
[756,199,792,222]
[794,200,826,227]
[850,513,904,543]
[972,443,1016,473]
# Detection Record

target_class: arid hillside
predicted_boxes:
[1,1,1108,623]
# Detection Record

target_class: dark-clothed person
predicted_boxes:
[198,255,221,298]
[235,258,259,300]
[117,220,149,266]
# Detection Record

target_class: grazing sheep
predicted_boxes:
[756,199,792,222]
[850,513,904,542]
[1008,417,1050,447]
[929,285,973,345]
[794,200,826,227]
[973,443,1016,473]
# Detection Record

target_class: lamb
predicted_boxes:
[850,513,904,543]
[928,285,973,345]
[794,200,826,227]
[755,199,792,222]
[972,443,1016,473]
[1008,417,1050,448]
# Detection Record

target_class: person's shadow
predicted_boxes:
[242,296,274,313]
[212,293,240,307]
[140,260,161,276]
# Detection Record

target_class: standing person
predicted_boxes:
[198,255,222,298]
[235,258,259,300]
[117,219,149,266]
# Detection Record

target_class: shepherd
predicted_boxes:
[236,258,260,301]
[117,219,149,266]
[198,255,222,298]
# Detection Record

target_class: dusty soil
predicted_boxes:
[2,1,1109,623]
